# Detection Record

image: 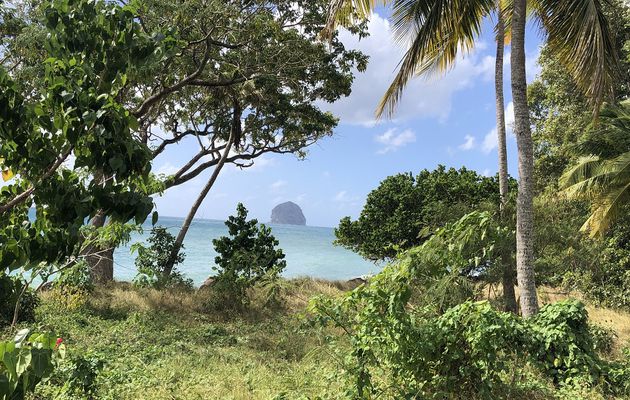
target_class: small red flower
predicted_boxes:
[55,338,63,348]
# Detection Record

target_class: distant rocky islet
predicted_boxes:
[270,201,306,225]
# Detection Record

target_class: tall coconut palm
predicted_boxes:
[494,1,518,313]
[561,102,630,237]
[324,0,619,317]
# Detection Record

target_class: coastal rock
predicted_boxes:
[199,276,216,291]
[346,277,367,289]
[270,201,306,225]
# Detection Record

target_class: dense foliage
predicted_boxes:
[1,0,368,282]
[528,0,630,192]
[311,248,629,398]
[132,226,191,290]
[212,204,286,305]
[335,166,512,261]
[0,0,159,275]
[0,275,38,326]
[0,329,65,400]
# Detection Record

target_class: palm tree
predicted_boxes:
[494,1,517,313]
[561,102,630,237]
[324,0,618,317]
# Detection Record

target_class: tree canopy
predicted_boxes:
[0,0,160,271]
[334,166,513,261]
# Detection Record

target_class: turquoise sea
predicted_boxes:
[113,216,381,284]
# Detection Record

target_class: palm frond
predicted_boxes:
[560,156,604,189]
[533,0,619,116]
[582,180,630,237]
[321,0,385,40]
[376,0,494,118]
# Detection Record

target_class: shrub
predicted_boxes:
[55,352,105,399]
[589,324,617,355]
[55,259,94,292]
[132,226,193,290]
[0,274,39,326]
[528,301,602,385]
[310,247,623,399]
[212,203,286,307]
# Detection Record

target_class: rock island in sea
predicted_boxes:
[270,201,306,225]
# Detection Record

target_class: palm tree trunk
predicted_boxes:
[162,132,236,277]
[510,0,539,317]
[495,3,517,314]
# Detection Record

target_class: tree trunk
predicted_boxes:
[510,0,539,317]
[495,5,509,211]
[163,132,236,277]
[495,3,517,314]
[82,209,114,284]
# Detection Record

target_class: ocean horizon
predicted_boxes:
[113,215,382,284]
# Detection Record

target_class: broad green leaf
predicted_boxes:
[30,349,52,378]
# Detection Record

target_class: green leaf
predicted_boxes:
[30,349,52,378]
[152,211,159,226]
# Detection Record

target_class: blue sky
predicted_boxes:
[152,12,544,228]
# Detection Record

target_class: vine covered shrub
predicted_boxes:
[528,301,603,385]
[212,203,286,308]
[310,235,624,398]
[132,226,192,290]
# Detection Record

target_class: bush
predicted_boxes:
[132,226,193,290]
[0,274,39,326]
[310,249,624,399]
[212,203,286,308]
[54,353,105,399]
[589,324,617,355]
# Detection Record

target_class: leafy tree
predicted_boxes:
[212,203,286,304]
[132,226,191,289]
[335,166,509,261]
[0,0,159,281]
[528,0,630,192]
[2,0,368,280]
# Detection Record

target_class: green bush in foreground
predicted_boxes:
[212,203,286,308]
[310,243,630,399]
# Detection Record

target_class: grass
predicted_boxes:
[19,278,354,400]
[2,278,629,399]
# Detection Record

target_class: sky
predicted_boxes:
[0,10,541,227]
[153,12,545,228]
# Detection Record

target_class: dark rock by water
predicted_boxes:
[270,201,306,225]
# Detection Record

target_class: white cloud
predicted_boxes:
[481,101,514,154]
[333,190,359,202]
[458,134,476,151]
[321,14,495,126]
[482,169,491,177]
[334,190,348,202]
[375,128,416,154]
[270,180,287,190]
[482,127,498,154]
[505,101,515,131]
